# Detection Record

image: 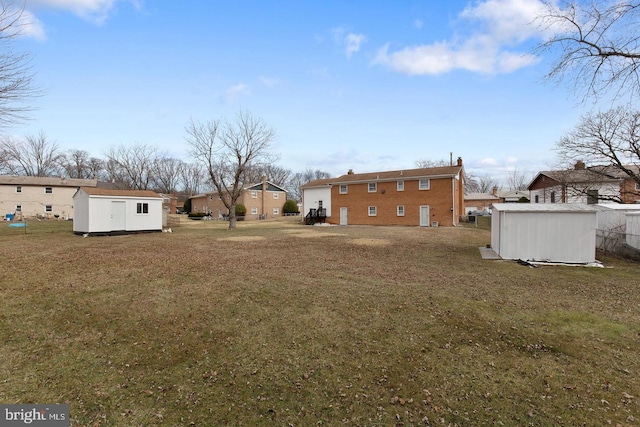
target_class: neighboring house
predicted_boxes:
[464,186,501,214]
[301,158,465,227]
[73,187,163,235]
[0,175,105,220]
[528,161,639,204]
[189,179,288,220]
[497,189,530,203]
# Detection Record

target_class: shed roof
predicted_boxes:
[492,203,598,213]
[77,187,162,198]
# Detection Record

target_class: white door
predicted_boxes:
[340,207,348,225]
[111,201,126,231]
[419,205,430,227]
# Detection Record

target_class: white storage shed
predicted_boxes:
[491,203,598,263]
[73,187,163,235]
[626,212,640,250]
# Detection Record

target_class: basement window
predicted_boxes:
[136,202,149,214]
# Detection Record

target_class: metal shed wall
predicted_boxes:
[491,204,597,263]
[626,212,640,250]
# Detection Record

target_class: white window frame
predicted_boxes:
[419,179,430,190]
[397,181,404,191]
[273,208,280,215]
[44,187,53,194]
[45,205,53,213]
[15,205,22,212]
[368,206,377,216]
[251,207,258,215]
[273,192,279,199]
[15,186,22,193]
[251,191,258,198]
[136,202,149,214]
[368,183,377,193]
[397,205,405,216]
[339,184,348,194]
[635,182,640,191]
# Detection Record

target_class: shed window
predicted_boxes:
[397,181,404,191]
[136,203,149,214]
[419,179,430,190]
[397,205,405,216]
[368,183,377,193]
[45,205,52,213]
[368,206,377,216]
[45,187,53,194]
[339,184,348,194]
[15,186,21,193]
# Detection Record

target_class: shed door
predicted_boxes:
[111,201,126,231]
[340,207,348,226]
[419,205,430,227]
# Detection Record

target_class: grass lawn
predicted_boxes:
[0,219,639,426]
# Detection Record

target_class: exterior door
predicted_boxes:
[419,205,430,227]
[111,201,126,231]
[340,207,348,226]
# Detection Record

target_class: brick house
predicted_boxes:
[528,161,639,204]
[301,158,465,227]
[0,175,106,220]
[189,179,288,220]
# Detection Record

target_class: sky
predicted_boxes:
[6,0,601,184]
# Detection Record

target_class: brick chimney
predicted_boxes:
[457,157,462,166]
[492,186,498,196]
[347,169,354,175]
[574,160,586,170]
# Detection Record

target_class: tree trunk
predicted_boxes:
[228,203,237,230]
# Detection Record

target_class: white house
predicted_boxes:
[300,178,333,220]
[491,203,598,264]
[73,187,163,235]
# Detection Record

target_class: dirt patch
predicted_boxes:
[349,238,391,246]
[217,236,266,242]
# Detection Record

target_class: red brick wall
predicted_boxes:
[326,177,459,226]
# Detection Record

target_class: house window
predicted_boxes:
[368,183,377,193]
[550,191,556,203]
[273,193,279,199]
[251,191,258,198]
[45,187,53,194]
[635,182,640,191]
[15,186,22,193]
[339,184,348,194]
[15,205,21,212]
[251,207,258,215]
[136,202,149,214]
[45,205,52,213]
[535,195,539,203]
[273,208,280,215]
[397,205,405,216]
[397,181,404,191]
[587,190,599,204]
[368,206,377,216]
[419,179,430,190]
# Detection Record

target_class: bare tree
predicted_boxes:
[288,168,331,202]
[536,1,640,102]
[153,157,184,194]
[506,168,532,191]
[1,131,62,176]
[59,149,104,179]
[180,162,206,196]
[471,174,501,194]
[556,106,640,201]
[186,110,277,229]
[104,143,159,190]
[415,158,449,168]
[243,163,291,188]
[0,2,39,128]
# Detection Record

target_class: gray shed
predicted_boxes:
[491,203,598,263]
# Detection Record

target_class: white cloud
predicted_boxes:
[374,0,548,75]
[259,76,280,88]
[414,19,423,30]
[26,0,142,25]
[224,83,250,103]
[331,27,367,58]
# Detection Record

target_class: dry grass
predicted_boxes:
[0,220,639,426]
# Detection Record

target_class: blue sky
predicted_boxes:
[10,0,592,183]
